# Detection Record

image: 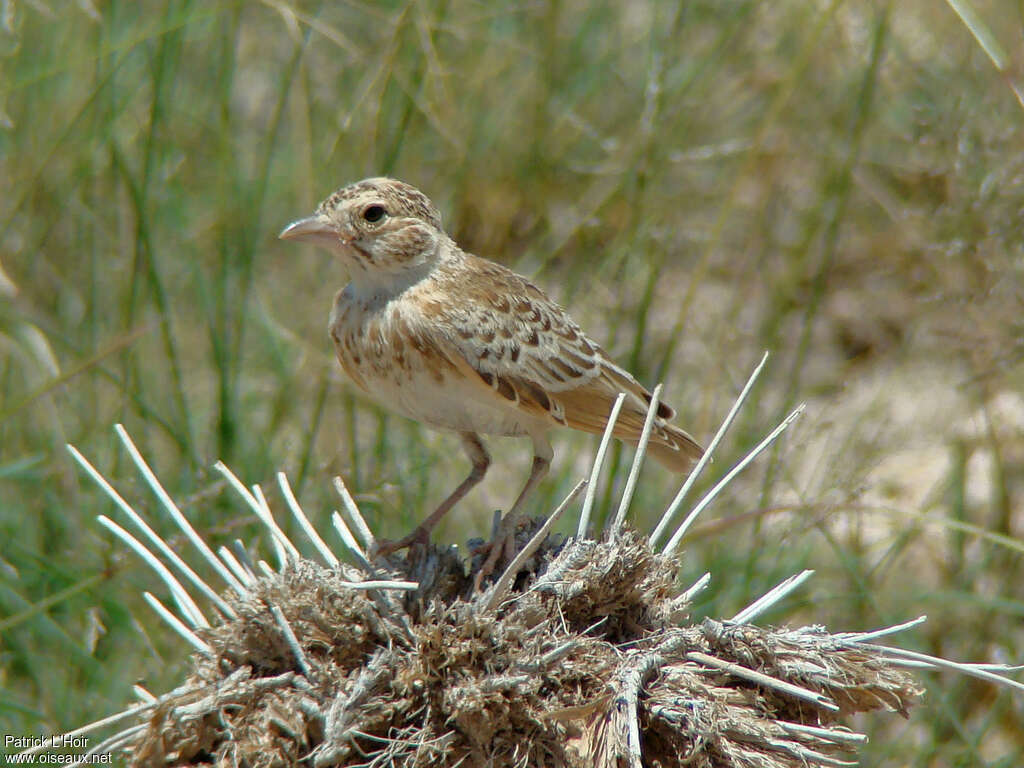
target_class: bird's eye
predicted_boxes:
[363,205,386,223]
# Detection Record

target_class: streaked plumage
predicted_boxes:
[280,177,703,576]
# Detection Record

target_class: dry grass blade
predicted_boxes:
[115,425,247,594]
[334,475,376,552]
[732,570,816,624]
[67,444,239,613]
[686,651,841,712]
[480,478,587,612]
[650,352,769,547]
[577,392,626,538]
[852,643,1024,693]
[663,403,806,554]
[278,471,339,567]
[96,515,208,629]
[609,383,662,538]
[270,603,312,678]
[251,483,302,564]
[217,546,255,588]
[142,592,213,656]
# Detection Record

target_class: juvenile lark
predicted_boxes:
[280,178,703,576]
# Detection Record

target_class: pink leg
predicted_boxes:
[474,435,552,590]
[374,432,490,557]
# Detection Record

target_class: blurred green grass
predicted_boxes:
[1,0,1023,764]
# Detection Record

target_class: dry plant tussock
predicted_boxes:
[28,363,1021,768]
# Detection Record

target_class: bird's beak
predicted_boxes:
[278,214,338,246]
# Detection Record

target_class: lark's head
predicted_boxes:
[279,178,445,276]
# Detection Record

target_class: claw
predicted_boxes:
[371,525,431,559]
[472,523,525,592]
[473,534,509,592]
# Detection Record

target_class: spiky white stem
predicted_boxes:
[651,351,770,547]
[680,572,712,603]
[214,461,289,569]
[851,643,1024,693]
[610,384,662,538]
[966,662,1024,672]
[481,478,587,612]
[269,523,288,568]
[331,512,372,571]
[271,604,312,677]
[338,580,419,591]
[114,425,247,595]
[577,392,626,538]
[774,721,867,745]
[96,515,207,628]
[214,460,265,516]
[333,476,375,552]
[279,472,339,567]
[839,615,927,642]
[231,540,257,576]
[662,403,806,554]
[132,685,156,704]
[143,591,213,656]
[252,482,301,566]
[331,528,416,645]
[687,651,840,712]
[218,545,255,588]
[64,724,148,768]
[67,445,239,614]
[732,570,815,624]
[15,681,204,758]
[778,745,858,767]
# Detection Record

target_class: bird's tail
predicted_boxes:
[643,423,705,474]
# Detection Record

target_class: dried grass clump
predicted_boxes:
[120,528,923,768]
[35,359,1022,767]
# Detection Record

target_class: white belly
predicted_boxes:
[360,364,530,436]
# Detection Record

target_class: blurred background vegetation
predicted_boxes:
[1,0,1022,764]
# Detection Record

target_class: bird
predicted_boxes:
[279,177,704,583]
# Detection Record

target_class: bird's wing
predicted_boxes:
[420,254,703,469]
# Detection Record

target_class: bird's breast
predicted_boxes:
[328,292,532,436]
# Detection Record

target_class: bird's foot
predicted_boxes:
[370,525,431,560]
[472,528,518,592]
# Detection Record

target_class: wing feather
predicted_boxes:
[425,253,704,470]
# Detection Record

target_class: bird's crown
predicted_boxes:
[317,177,443,231]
